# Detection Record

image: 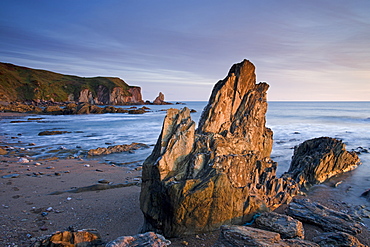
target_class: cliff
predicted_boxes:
[0,62,143,105]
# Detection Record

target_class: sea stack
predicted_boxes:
[140,59,300,237]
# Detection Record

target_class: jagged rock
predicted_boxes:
[255,212,304,239]
[140,60,300,237]
[31,229,103,247]
[312,232,366,247]
[286,198,362,235]
[284,137,361,189]
[87,143,149,156]
[213,225,318,247]
[106,232,171,247]
[153,92,165,104]
[152,92,172,105]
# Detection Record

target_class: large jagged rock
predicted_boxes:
[140,59,300,237]
[284,137,361,189]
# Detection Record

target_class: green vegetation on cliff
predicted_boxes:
[0,62,133,102]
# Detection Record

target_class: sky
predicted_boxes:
[1,0,369,101]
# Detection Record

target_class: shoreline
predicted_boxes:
[1,112,370,246]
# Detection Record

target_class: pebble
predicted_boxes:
[46,166,55,169]
[55,172,61,176]
[67,197,72,201]
[34,162,41,166]
[41,212,48,216]
[98,179,110,184]
[18,157,30,163]
[84,164,90,167]
[2,173,20,179]
[95,169,104,172]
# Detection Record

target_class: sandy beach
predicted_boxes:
[1,112,370,246]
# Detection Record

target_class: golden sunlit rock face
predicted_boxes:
[140,60,300,237]
[139,60,362,237]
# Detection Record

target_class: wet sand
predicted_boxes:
[0,157,143,246]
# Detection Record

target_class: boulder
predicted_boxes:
[255,212,304,239]
[106,232,171,247]
[213,225,318,247]
[31,229,103,247]
[286,198,362,235]
[140,60,300,237]
[284,137,361,189]
[312,232,366,247]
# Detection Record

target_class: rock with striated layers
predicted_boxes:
[284,137,361,189]
[286,198,362,235]
[312,232,366,247]
[214,225,318,247]
[255,212,304,239]
[140,59,300,237]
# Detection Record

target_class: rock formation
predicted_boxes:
[151,92,172,105]
[140,59,300,237]
[284,137,361,189]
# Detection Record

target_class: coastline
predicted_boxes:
[1,112,370,246]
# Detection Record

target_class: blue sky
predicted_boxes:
[1,0,369,101]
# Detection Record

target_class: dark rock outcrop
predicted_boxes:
[312,232,366,247]
[214,225,318,247]
[284,137,361,189]
[255,212,304,239]
[140,60,300,237]
[286,198,362,235]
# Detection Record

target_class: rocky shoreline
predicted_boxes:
[2,133,370,246]
[1,59,370,246]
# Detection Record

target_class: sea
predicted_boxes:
[1,101,370,212]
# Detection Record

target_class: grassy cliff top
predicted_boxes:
[0,62,137,102]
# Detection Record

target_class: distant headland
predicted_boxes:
[0,62,171,106]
